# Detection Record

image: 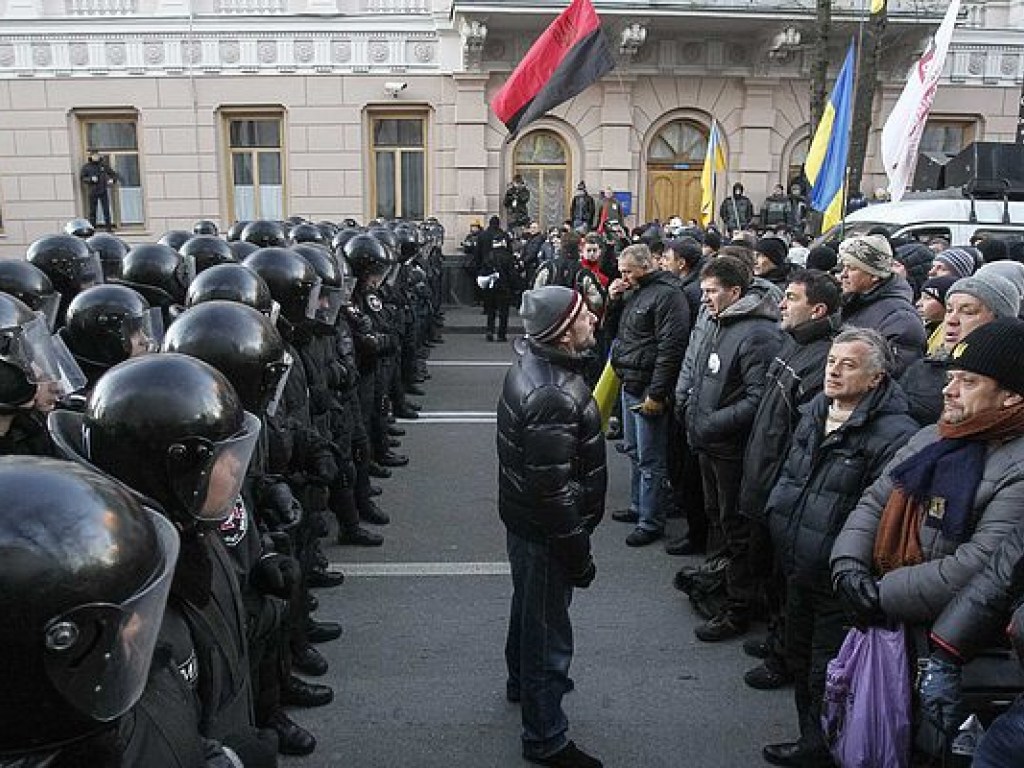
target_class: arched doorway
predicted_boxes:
[646,119,708,224]
[787,135,810,195]
[513,130,570,231]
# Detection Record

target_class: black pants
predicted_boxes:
[484,291,510,338]
[784,578,848,751]
[667,414,706,546]
[698,453,751,614]
[89,191,113,227]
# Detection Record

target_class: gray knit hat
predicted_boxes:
[948,272,1022,319]
[934,247,977,279]
[977,261,1024,314]
[839,234,893,278]
[520,286,584,343]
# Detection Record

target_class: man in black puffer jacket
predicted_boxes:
[763,328,918,768]
[497,285,606,768]
[605,243,691,547]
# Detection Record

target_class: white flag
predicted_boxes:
[880,0,961,202]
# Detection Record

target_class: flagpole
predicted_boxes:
[840,0,869,237]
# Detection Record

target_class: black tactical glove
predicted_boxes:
[552,527,597,589]
[250,552,300,599]
[834,569,885,628]
[260,481,302,528]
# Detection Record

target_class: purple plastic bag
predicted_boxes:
[821,625,912,768]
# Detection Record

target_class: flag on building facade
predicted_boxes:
[805,42,856,233]
[700,119,726,227]
[880,0,961,202]
[490,0,616,140]
[870,0,886,14]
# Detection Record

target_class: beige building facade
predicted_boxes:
[0,0,1021,255]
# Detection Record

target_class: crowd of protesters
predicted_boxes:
[479,178,1024,767]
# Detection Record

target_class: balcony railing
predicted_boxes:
[362,0,428,13]
[217,0,285,13]
[65,0,137,15]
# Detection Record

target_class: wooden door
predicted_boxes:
[646,168,702,223]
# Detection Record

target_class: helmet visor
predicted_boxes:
[1,316,86,408]
[43,508,179,722]
[124,308,165,357]
[263,351,293,418]
[315,285,344,327]
[265,299,281,326]
[167,410,261,522]
[177,254,197,296]
[303,276,323,320]
[38,291,62,332]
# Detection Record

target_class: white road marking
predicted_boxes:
[427,360,511,367]
[330,561,510,576]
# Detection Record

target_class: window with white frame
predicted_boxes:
[80,114,145,227]
[225,113,285,222]
[369,114,426,220]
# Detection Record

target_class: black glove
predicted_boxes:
[834,569,885,627]
[260,482,302,528]
[250,552,300,599]
[552,527,597,589]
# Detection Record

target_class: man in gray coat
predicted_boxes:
[831,318,1024,629]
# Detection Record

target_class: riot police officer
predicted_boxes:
[26,233,104,326]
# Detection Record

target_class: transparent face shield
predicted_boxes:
[124,308,165,357]
[43,508,179,722]
[0,316,86,409]
[176,253,197,295]
[165,411,262,522]
[340,278,354,306]
[302,277,323,321]
[262,352,293,418]
[384,263,401,287]
[315,285,344,327]
[37,291,62,332]
[266,299,281,326]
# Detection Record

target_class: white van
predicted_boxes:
[816,192,1024,248]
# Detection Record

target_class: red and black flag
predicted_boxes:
[491,0,616,140]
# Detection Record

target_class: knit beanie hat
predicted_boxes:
[948,273,1021,320]
[839,234,893,278]
[949,317,1024,395]
[920,275,957,306]
[977,261,1024,314]
[755,237,789,267]
[807,245,838,272]
[934,247,977,279]
[520,286,584,343]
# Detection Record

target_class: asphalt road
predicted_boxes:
[285,304,792,768]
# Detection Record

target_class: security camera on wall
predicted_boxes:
[384,81,408,97]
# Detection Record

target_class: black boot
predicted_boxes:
[265,709,316,756]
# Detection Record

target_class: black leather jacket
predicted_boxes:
[497,338,606,549]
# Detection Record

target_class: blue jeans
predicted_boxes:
[505,531,574,759]
[621,389,670,533]
[974,694,1024,768]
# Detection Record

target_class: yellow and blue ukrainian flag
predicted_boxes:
[805,42,856,233]
[700,119,726,228]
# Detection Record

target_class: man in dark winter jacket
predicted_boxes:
[838,234,926,377]
[739,269,841,690]
[606,243,691,546]
[477,216,517,342]
[761,184,792,230]
[719,182,754,234]
[763,328,918,768]
[685,255,784,641]
[497,286,606,768]
[570,182,596,231]
[753,236,793,293]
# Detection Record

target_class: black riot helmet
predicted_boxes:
[63,217,95,239]
[26,234,104,321]
[0,457,178,755]
[193,219,219,236]
[394,224,421,262]
[186,263,280,323]
[163,301,292,418]
[288,222,327,247]
[369,226,399,258]
[331,226,363,255]
[179,234,236,274]
[293,244,344,327]
[243,247,322,326]
[226,220,249,242]
[344,233,391,281]
[60,285,162,382]
[157,229,192,252]
[49,353,261,525]
[120,243,196,307]
[0,293,85,414]
[86,232,130,281]
[229,240,259,261]
[0,260,61,331]
[241,220,287,248]
[316,221,339,243]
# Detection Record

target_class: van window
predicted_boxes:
[972,229,1024,244]
[901,226,952,243]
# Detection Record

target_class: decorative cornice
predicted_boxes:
[0,30,442,76]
